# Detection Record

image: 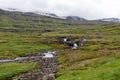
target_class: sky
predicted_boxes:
[0,0,120,19]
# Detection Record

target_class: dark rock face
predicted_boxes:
[0,9,5,15]
[57,36,89,49]
[57,36,72,44]
[66,16,86,21]
[65,41,74,47]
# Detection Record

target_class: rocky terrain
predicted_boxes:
[0,51,58,80]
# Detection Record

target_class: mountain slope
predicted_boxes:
[0,9,114,33]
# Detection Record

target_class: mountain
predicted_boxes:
[100,18,120,22]
[0,8,88,33]
[33,11,59,18]
[0,8,115,33]
[65,16,86,21]
[2,8,86,20]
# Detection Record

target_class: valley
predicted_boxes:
[0,9,120,80]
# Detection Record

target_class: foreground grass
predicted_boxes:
[55,25,120,80]
[0,62,37,80]
[56,58,120,80]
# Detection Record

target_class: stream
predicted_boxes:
[0,51,58,80]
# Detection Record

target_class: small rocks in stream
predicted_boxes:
[11,51,58,80]
[42,73,55,80]
[61,36,89,49]
[42,51,56,58]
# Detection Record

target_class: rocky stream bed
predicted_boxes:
[0,51,59,80]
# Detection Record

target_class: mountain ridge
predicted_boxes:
[1,8,120,22]
[0,8,116,33]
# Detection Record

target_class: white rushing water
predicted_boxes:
[0,51,56,63]
[72,43,78,49]
[63,38,67,42]
[42,51,55,58]
[15,57,29,60]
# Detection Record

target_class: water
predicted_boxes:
[0,60,14,63]
[0,51,56,63]
[72,43,78,49]
[15,57,29,60]
[80,43,84,46]
[83,38,87,41]
[63,38,67,42]
[42,51,55,58]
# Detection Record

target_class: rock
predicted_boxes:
[42,74,55,80]
[12,51,58,80]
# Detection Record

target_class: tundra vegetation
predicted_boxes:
[0,9,120,79]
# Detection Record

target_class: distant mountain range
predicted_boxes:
[0,8,117,33]
[31,12,86,21]
[3,8,86,20]
[99,18,120,22]
[1,8,120,22]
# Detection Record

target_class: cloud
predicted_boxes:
[0,0,120,19]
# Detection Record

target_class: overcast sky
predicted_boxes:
[0,0,120,19]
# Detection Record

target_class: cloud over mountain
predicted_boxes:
[0,0,120,19]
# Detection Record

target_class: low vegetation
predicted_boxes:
[0,32,57,59]
[0,9,120,79]
[56,58,120,80]
[0,62,37,80]
[55,25,120,80]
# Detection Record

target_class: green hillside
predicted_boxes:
[0,9,113,33]
[0,9,120,80]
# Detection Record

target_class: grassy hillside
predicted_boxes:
[0,9,83,32]
[0,9,114,33]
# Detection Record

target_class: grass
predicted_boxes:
[81,44,102,51]
[0,42,53,58]
[0,32,55,59]
[55,24,120,80]
[56,58,120,80]
[0,13,120,79]
[0,62,37,80]
[0,24,119,79]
